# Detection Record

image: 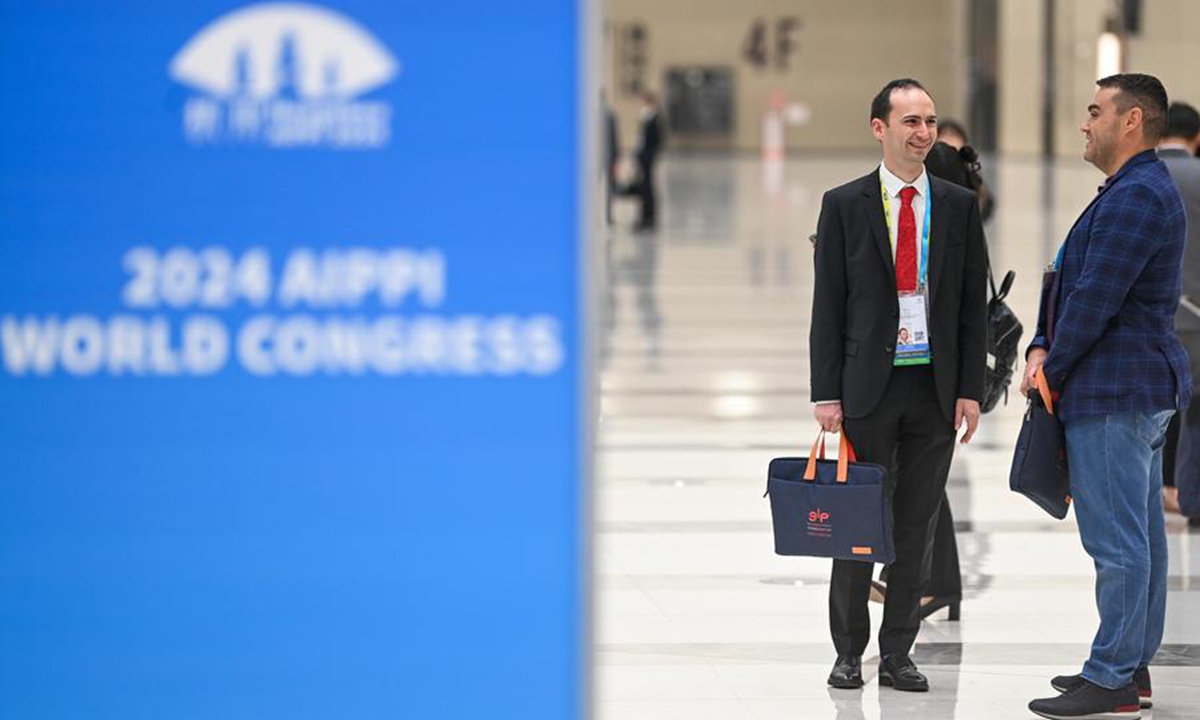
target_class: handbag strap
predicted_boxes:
[986,251,998,300]
[979,240,1017,304]
[803,431,858,483]
[1035,366,1055,416]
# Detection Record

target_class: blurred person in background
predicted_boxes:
[934,118,969,148]
[1158,101,1200,524]
[631,90,664,231]
[934,118,995,222]
[602,90,620,227]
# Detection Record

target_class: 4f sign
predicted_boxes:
[170,2,400,149]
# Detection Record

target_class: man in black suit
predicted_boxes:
[633,90,664,230]
[810,78,987,692]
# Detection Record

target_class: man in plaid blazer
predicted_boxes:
[1024,74,1192,720]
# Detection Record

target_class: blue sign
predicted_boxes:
[0,2,586,718]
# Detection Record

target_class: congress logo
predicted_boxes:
[169,2,399,149]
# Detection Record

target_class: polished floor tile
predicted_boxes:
[594,154,1200,718]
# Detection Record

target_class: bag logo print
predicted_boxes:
[806,507,833,537]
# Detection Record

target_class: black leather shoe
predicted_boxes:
[827,655,864,689]
[879,653,929,692]
[1052,667,1151,709]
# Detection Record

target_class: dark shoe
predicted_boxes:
[1029,679,1140,718]
[1050,673,1085,694]
[878,653,928,692]
[827,655,863,689]
[918,594,962,621]
[1052,668,1151,709]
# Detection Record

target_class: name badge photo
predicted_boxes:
[895,293,931,366]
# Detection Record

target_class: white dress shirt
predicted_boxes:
[878,162,929,266]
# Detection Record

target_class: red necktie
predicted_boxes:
[895,186,918,293]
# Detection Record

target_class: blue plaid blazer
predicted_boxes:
[1030,149,1192,422]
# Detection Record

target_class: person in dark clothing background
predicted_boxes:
[602,92,619,227]
[632,90,664,230]
[934,119,995,222]
[1158,102,1200,523]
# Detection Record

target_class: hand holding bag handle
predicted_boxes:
[1035,365,1070,503]
[802,431,859,483]
[768,429,893,561]
[1035,366,1055,416]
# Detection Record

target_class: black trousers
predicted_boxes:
[1165,411,1181,488]
[926,496,962,597]
[831,365,956,658]
[1168,332,1200,489]
[880,495,962,597]
[1164,399,1200,488]
[636,158,657,226]
[605,170,617,225]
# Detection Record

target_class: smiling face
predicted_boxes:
[872,87,938,175]
[1081,86,1123,171]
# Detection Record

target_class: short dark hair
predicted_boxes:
[937,119,969,142]
[1165,102,1200,141]
[1096,73,1169,142]
[870,78,930,123]
[924,142,971,189]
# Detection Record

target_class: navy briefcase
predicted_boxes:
[766,432,894,564]
[1009,368,1071,519]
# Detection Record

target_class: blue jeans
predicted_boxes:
[1065,410,1174,689]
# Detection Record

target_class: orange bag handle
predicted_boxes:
[1034,367,1069,504]
[1035,366,1055,416]
[802,431,858,483]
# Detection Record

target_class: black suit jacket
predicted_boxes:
[810,169,988,422]
[604,107,619,173]
[636,112,663,166]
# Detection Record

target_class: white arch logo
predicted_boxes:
[170,3,400,149]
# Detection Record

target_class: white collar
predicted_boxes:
[879,162,929,199]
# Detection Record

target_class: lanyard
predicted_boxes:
[881,179,932,287]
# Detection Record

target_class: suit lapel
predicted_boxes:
[927,177,950,305]
[860,173,896,295]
